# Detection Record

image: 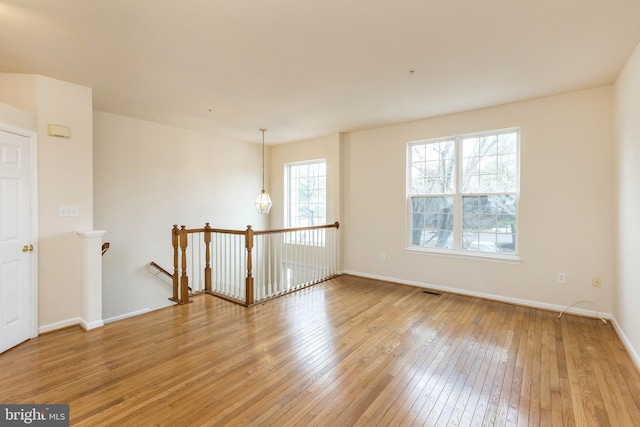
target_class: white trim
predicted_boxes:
[284,157,327,167]
[29,131,38,339]
[80,318,105,330]
[38,308,153,332]
[39,317,81,334]
[103,308,151,324]
[342,270,613,320]
[404,247,521,264]
[610,316,640,371]
[407,126,521,146]
[77,230,106,238]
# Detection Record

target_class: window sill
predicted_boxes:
[404,247,522,264]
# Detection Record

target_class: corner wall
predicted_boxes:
[93,112,266,319]
[614,41,640,363]
[35,76,94,329]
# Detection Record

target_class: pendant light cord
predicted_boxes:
[260,128,266,191]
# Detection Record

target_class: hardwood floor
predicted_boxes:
[1,275,639,426]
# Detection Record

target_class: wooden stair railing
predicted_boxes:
[171,221,340,306]
[101,242,110,255]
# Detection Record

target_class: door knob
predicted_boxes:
[22,245,34,252]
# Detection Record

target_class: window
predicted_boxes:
[286,159,327,229]
[408,129,519,256]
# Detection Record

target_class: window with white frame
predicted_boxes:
[408,129,519,255]
[286,159,327,231]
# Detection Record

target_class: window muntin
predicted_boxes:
[461,133,518,193]
[408,129,519,256]
[410,140,455,195]
[461,194,516,252]
[285,159,327,244]
[410,196,454,249]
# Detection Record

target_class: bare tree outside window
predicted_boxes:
[408,130,519,254]
[287,159,327,244]
[410,140,455,248]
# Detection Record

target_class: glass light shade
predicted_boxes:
[255,189,272,214]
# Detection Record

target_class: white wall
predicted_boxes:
[341,87,614,313]
[0,73,94,330]
[269,133,342,228]
[93,112,266,319]
[614,41,640,362]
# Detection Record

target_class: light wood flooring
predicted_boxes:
[1,275,639,426]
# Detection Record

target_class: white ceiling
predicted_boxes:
[1,0,639,144]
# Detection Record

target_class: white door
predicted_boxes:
[0,130,31,353]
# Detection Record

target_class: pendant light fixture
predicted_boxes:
[255,128,272,214]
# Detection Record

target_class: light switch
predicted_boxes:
[59,205,79,217]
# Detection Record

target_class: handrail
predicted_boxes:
[101,242,110,256]
[150,261,192,293]
[150,261,172,279]
[170,221,340,306]
[178,222,339,236]
[181,227,245,235]
[253,221,340,236]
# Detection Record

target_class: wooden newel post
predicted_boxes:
[179,225,189,304]
[172,225,179,302]
[204,223,212,293]
[245,225,254,306]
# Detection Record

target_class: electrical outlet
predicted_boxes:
[380,252,386,261]
[557,272,566,284]
[592,277,602,287]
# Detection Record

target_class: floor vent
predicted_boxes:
[422,290,442,296]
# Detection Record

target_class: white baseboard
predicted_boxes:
[610,316,640,371]
[103,308,151,324]
[39,317,104,333]
[37,308,153,333]
[39,317,81,334]
[80,318,105,331]
[342,270,613,320]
